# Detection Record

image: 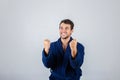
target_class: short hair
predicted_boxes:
[59,19,74,30]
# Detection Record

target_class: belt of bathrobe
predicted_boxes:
[51,71,71,80]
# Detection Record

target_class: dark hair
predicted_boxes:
[59,19,74,30]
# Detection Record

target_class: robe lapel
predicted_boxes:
[56,37,73,55]
[57,38,64,56]
[56,37,73,76]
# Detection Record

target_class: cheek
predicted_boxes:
[59,30,65,33]
[59,30,62,34]
[59,30,61,32]
[68,31,73,34]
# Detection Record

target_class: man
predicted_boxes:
[42,19,85,80]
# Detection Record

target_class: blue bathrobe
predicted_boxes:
[42,37,85,80]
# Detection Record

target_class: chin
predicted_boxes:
[61,36,69,39]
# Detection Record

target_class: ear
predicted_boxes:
[72,29,74,32]
[71,29,74,33]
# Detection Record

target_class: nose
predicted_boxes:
[61,28,66,33]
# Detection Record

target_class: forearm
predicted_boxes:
[70,46,85,69]
[71,48,77,59]
[42,49,55,68]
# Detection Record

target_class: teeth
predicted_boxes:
[62,33,66,36]
[62,32,66,34]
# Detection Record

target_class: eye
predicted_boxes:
[59,26,63,30]
[65,27,69,30]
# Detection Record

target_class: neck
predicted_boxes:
[61,37,70,52]
[61,37,70,46]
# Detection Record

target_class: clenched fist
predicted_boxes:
[44,39,50,55]
[69,39,77,58]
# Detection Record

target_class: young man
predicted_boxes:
[42,19,85,80]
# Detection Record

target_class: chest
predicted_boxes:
[62,45,67,52]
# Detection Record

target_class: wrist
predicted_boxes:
[44,48,49,55]
[71,48,77,58]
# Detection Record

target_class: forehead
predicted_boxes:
[60,23,71,28]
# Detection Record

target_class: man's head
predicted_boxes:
[59,19,74,39]
[59,19,74,30]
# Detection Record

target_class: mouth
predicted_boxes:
[61,33,67,36]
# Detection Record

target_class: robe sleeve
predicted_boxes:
[42,43,56,68]
[69,43,85,69]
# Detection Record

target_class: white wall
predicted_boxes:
[0,0,120,80]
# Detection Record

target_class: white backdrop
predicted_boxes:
[0,0,120,80]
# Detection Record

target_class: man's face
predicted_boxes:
[59,23,73,39]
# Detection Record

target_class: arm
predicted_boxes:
[69,43,85,69]
[42,39,56,68]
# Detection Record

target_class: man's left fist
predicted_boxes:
[69,39,77,58]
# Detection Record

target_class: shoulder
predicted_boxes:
[77,42,85,55]
[49,41,58,54]
[77,42,85,50]
[50,38,61,46]
[50,40,58,47]
[51,40,58,45]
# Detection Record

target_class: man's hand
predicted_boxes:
[69,39,77,58]
[44,39,50,55]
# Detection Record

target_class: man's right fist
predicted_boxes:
[44,39,50,55]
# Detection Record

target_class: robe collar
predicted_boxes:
[57,37,73,54]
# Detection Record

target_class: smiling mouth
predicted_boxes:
[61,33,67,36]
